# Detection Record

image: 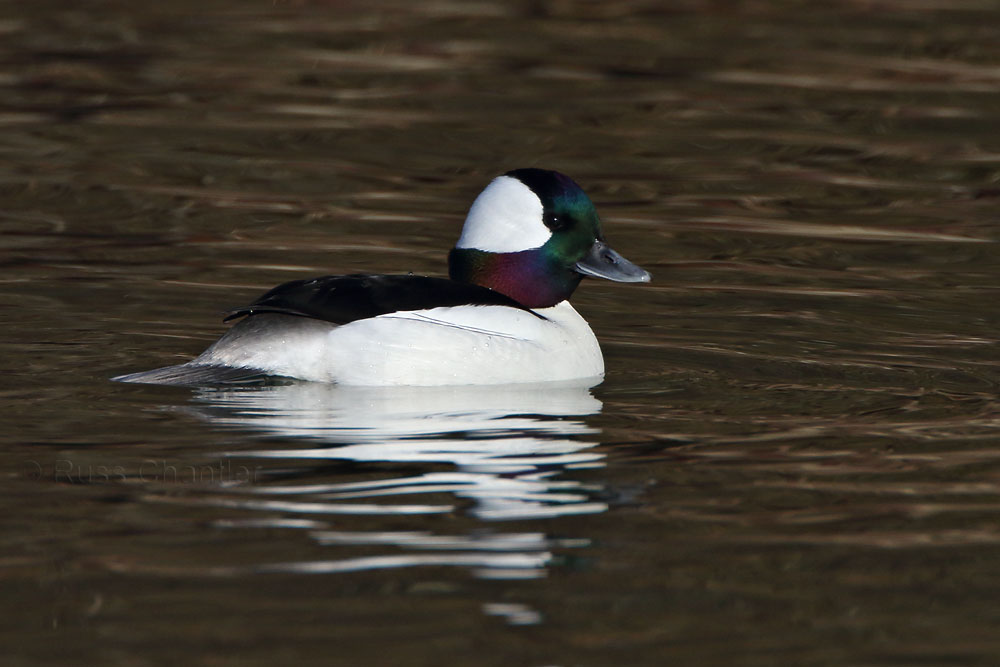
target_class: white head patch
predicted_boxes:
[455,175,552,252]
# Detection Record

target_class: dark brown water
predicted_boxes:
[3,1,1000,665]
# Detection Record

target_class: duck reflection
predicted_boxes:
[183,380,605,580]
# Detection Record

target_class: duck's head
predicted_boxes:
[448,168,651,308]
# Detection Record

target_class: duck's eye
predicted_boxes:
[544,212,570,232]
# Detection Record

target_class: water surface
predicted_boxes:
[2,1,999,665]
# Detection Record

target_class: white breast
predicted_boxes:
[193,301,604,386]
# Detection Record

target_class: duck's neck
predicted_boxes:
[448,247,580,309]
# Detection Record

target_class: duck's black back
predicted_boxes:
[225,274,539,324]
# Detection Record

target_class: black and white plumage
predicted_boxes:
[115,169,649,386]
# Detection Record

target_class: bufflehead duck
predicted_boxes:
[114,168,650,386]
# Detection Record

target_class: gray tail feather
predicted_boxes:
[112,363,284,387]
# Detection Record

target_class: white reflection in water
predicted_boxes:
[183,380,605,578]
[195,381,600,442]
[483,602,543,625]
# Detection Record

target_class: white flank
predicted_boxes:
[455,176,552,252]
[191,302,604,386]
